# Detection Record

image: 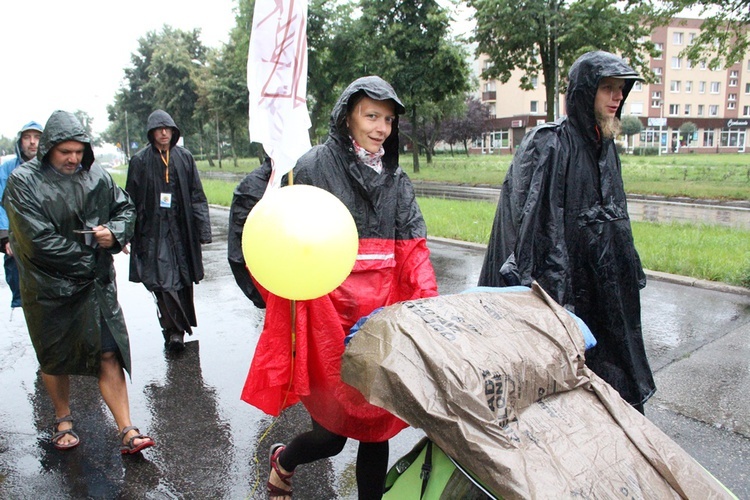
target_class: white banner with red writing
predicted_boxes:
[247,0,311,190]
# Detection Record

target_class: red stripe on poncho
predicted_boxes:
[241,237,437,441]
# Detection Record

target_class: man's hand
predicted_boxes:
[92,225,115,249]
[4,241,12,256]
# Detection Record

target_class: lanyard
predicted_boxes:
[160,149,170,183]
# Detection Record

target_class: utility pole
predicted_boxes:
[216,109,222,169]
[125,111,131,160]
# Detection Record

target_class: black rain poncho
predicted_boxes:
[3,110,135,376]
[126,110,212,292]
[478,51,656,406]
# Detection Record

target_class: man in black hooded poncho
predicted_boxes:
[126,110,212,352]
[479,51,656,413]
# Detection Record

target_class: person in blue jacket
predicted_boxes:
[0,121,43,311]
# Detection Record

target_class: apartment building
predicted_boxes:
[474,18,750,154]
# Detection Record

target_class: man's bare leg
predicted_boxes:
[98,352,151,447]
[41,372,78,447]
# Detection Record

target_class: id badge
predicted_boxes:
[160,192,172,208]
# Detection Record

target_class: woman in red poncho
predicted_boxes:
[231,76,437,499]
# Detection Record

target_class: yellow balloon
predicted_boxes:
[242,184,359,300]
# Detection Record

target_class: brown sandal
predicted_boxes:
[51,414,80,451]
[267,443,293,497]
[119,425,155,455]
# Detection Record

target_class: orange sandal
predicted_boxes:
[267,443,294,497]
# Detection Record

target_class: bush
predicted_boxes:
[633,147,660,156]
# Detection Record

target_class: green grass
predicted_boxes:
[418,198,495,243]
[631,221,750,287]
[420,197,750,288]
[116,157,750,288]
[196,153,750,201]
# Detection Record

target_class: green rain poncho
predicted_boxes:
[3,110,135,376]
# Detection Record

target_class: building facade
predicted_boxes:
[474,18,749,154]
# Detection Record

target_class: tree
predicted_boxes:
[651,0,750,69]
[620,115,644,153]
[680,121,698,146]
[356,0,472,172]
[104,26,210,150]
[470,0,665,122]
[305,0,365,144]
[442,97,493,155]
[400,95,466,162]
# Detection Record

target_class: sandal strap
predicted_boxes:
[267,481,293,497]
[270,445,294,484]
[125,433,151,447]
[52,428,79,443]
[54,414,74,427]
[119,425,139,442]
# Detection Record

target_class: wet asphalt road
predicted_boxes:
[1,206,749,499]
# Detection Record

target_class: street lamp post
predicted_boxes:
[658,102,663,156]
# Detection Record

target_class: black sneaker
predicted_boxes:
[167,332,185,352]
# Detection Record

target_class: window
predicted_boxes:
[530,101,538,113]
[673,32,684,45]
[653,67,663,85]
[709,105,719,116]
[670,80,681,92]
[686,59,693,69]
[699,81,706,93]
[669,104,680,115]
[721,127,746,148]
[632,81,643,91]
[483,60,494,71]
[685,81,693,93]
[703,130,714,147]
[531,76,538,88]
[746,83,750,94]
[671,57,682,69]
[710,82,720,93]
[640,129,663,148]
[700,60,708,70]
[730,79,738,87]
[689,33,697,44]
[630,102,643,115]
[491,130,510,149]
[747,59,750,71]
[651,92,662,108]
[744,105,750,116]
[698,104,705,116]
[484,82,496,92]
[728,102,736,110]
[684,104,691,115]
[729,93,737,101]
[730,70,738,78]
[654,43,663,59]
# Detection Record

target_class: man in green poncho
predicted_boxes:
[3,110,155,454]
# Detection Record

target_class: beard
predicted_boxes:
[596,114,622,140]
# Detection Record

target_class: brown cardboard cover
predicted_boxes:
[341,284,734,499]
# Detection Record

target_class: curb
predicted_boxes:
[211,206,749,297]
[427,236,750,297]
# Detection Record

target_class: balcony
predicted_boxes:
[482,91,497,102]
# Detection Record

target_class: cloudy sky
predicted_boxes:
[0,0,236,139]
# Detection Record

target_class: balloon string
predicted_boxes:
[247,299,297,499]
